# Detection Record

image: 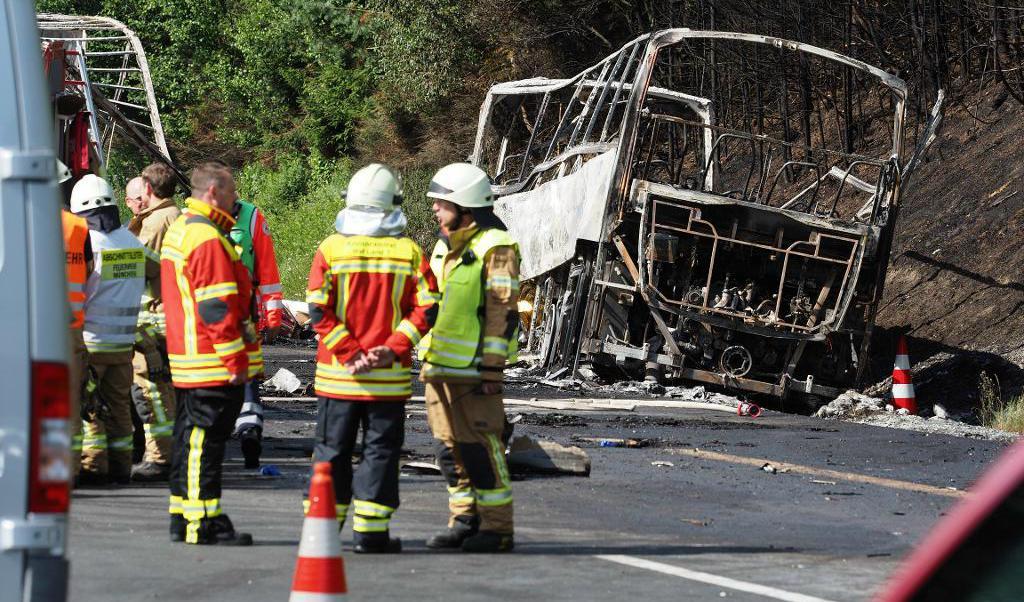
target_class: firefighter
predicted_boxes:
[73,174,148,486]
[228,193,284,468]
[305,163,438,553]
[420,163,520,553]
[125,163,182,482]
[58,160,90,482]
[162,162,262,545]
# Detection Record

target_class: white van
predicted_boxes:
[0,1,72,600]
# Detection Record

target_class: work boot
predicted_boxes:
[169,514,186,543]
[462,531,514,553]
[192,515,253,546]
[76,470,109,488]
[353,532,402,554]
[239,427,262,469]
[426,519,478,550]
[131,461,170,482]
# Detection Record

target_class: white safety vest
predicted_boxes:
[83,226,146,354]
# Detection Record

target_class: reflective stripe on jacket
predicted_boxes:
[306,233,438,401]
[83,227,146,354]
[422,226,520,381]
[62,210,89,329]
[161,198,262,388]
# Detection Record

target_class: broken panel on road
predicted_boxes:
[474,30,944,404]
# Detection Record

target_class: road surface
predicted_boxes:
[67,346,1009,601]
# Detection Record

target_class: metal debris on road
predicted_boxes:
[400,461,442,475]
[651,461,675,468]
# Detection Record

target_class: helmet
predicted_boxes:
[70,174,115,214]
[55,159,72,184]
[426,163,495,208]
[343,163,402,210]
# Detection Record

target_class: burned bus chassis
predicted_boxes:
[474,30,942,404]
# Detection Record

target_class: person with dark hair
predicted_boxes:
[161,162,261,545]
[125,167,181,482]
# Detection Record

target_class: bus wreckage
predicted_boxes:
[473,30,943,404]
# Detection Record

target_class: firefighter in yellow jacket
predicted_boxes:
[421,163,520,553]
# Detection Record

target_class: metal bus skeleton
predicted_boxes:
[472,30,943,404]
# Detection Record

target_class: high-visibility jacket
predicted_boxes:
[161,198,263,388]
[306,233,438,400]
[230,200,284,329]
[422,227,520,381]
[62,210,89,329]
[83,226,146,354]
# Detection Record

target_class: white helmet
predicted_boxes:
[426,163,495,208]
[344,163,402,210]
[55,159,72,184]
[70,174,115,214]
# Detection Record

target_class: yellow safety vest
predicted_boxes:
[423,228,519,370]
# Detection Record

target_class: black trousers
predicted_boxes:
[312,398,405,536]
[169,385,244,527]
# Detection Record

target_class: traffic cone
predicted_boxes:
[290,462,347,600]
[892,335,917,414]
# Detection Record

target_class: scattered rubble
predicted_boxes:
[816,390,1018,442]
[507,435,591,476]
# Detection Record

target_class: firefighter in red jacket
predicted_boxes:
[229,195,283,468]
[162,162,262,545]
[305,164,438,553]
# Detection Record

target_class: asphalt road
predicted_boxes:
[67,347,1012,601]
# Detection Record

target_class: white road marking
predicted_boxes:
[595,555,837,602]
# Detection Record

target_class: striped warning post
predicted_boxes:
[290,462,347,601]
[892,335,917,414]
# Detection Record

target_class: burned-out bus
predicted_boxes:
[472,30,943,404]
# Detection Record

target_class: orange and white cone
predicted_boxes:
[892,335,917,414]
[290,462,347,601]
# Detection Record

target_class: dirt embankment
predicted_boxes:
[870,88,1024,403]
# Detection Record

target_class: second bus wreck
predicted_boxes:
[473,30,943,404]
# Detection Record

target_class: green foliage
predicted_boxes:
[366,0,481,116]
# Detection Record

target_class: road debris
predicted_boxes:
[265,368,303,394]
[816,390,1017,441]
[681,518,712,527]
[810,479,837,486]
[507,435,591,476]
[651,461,675,468]
[761,463,790,474]
[572,436,649,448]
[400,461,442,475]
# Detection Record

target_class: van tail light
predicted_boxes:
[30,361,71,514]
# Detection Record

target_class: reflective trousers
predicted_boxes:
[132,326,176,465]
[425,382,513,534]
[81,352,135,479]
[311,398,404,542]
[233,380,264,437]
[68,328,88,478]
[168,385,243,544]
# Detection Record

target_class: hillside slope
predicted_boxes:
[878,89,1024,366]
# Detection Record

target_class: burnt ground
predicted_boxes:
[871,87,1024,405]
[66,343,1015,601]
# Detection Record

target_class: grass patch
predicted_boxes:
[237,154,441,298]
[977,371,1024,433]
